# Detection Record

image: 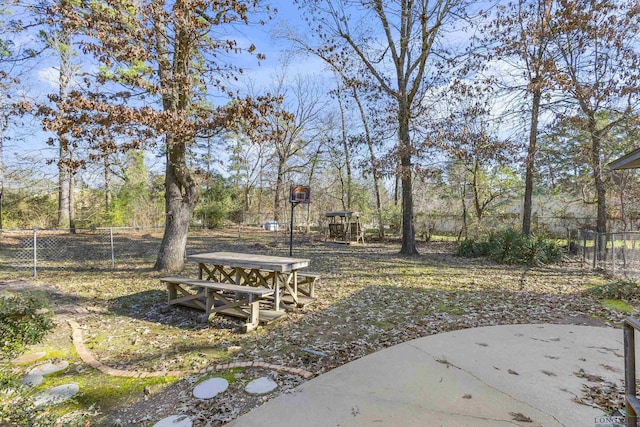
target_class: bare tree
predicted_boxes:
[279,27,387,237]
[335,83,352,210]
[301,0,469,255]
[550,0,640,236]
[486,0,556,235]
[260,71,327,222]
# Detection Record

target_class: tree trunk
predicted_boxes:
[591,125,607,234]
[154,136,197,271]
[104,156,112,212]
[69,150,76,233]
[56,1,72,229]
[306,144,322,234]
[57,147,70,227]
[585,117,607,260]
[352,86,384,238]
[522,87,541,236]
[0,114,5,230]
[398,100,418,255]
[471,159,484,222]
[394,166,400,207]
[336,87,352,209]
[153,5,198,272]
[273,158,285,223]
[459,183,468,241]
[258,158,264,222]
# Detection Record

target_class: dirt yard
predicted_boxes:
[2,227,633,426]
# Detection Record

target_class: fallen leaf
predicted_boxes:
[510,412,532,422]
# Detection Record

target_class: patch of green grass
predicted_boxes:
[41,349,69,360]
[198,368,241,385]
[437,304,465,315]
[430,235,458,242]
[602,299,634,314]
[43,371,176,416]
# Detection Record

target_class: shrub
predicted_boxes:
[0,291,55,359]
[586,280,640,302]
[0,369,58,427]
[457,229,563,266]
[457,238,479,257]
[0,292,63,427]
[0,371,86,426]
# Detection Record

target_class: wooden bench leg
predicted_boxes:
[307,280,316,298]
[298,277,318,298]
[202,288,215,323]
[160,283,177,313]
[242,300,260,333]
[167,283,177,303]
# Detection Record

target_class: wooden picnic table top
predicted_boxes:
[187,251,310,273]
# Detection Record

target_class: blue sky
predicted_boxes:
[3,0,513,186]
[2,1,330,181]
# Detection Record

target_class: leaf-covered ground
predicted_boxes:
[3,227,635,425]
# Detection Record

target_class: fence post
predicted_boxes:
[593,232,598,269]
[33,228,37,278]
[613,233,616,277]
[110,227,115,268]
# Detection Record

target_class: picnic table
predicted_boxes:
[161,252,318,332]
[188,251,310,310]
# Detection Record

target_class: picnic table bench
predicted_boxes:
[160,276,275,332]
[159,252,320,332]
[188,251,315,310]
[296,272,320,298]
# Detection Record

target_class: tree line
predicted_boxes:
[0,0,639,270]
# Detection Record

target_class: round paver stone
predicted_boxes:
[153,414,193,427]
[245,377,278,395]
[28,360,69,376]
[21,374,43,387]
[33,383,79,407]
[193,377,228,399]
[11,351,47,365]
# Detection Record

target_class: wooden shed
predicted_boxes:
[326,211,365,244]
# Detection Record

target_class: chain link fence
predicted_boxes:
[6,225,640,279]
[0,227,164,277]
[579,231,640,278]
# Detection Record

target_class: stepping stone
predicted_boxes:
[12,351,47,365]
[33,383,79,407]
[21,374,43,387]
[245,377,277,395]
[193,377,228,399]
[153,414,193,427]
[28,360,69,376]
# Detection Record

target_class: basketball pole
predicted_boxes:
[288,184,310,257]
[289,201,298,256]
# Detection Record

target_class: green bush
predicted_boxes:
[0,369,86,426]
[0,369,58,427]
[0,291,55,358]
[457,238,490,257]
[0,292,64,427]
[586,280,640,302]
[457,229,562,266]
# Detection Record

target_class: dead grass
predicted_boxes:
[1,226,632,426]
